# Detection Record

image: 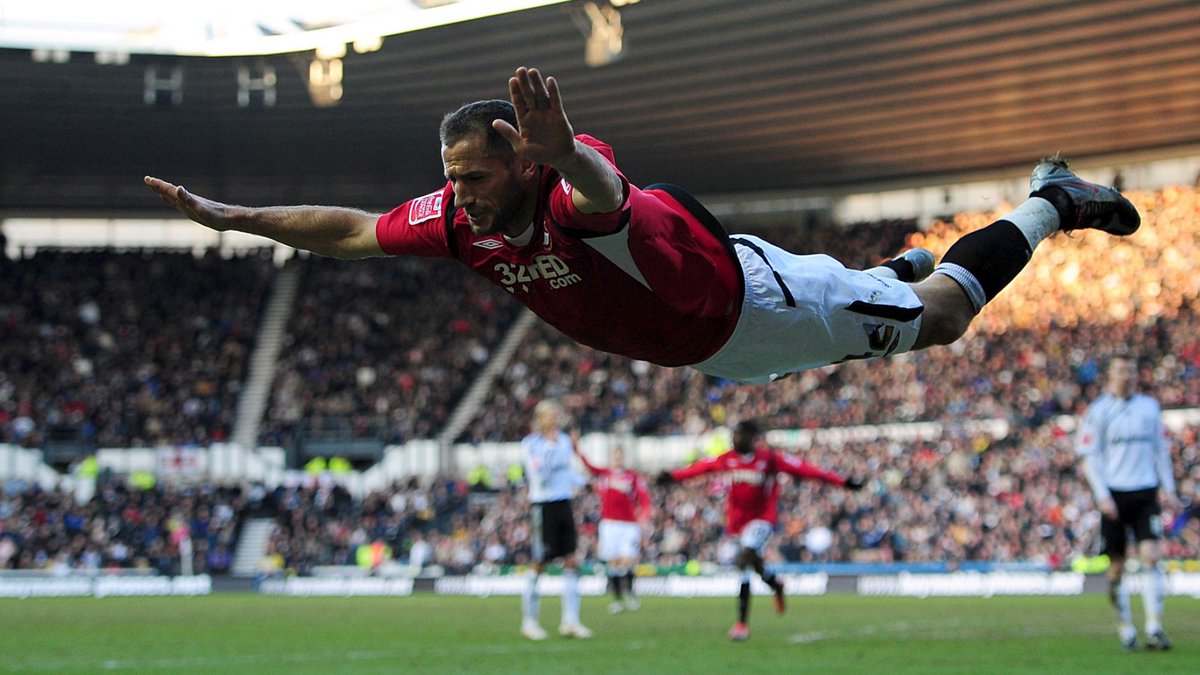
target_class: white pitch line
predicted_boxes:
[789,617,1081,645]
[792,620,931,644]
[12,643,590,672]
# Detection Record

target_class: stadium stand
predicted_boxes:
[257,254,520,463]
[0,249,273,453]
[0,480,255,575]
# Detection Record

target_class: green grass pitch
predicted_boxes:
[2,594,1198,673]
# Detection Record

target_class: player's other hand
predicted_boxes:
[143,176,236,231]
[493,66,575,166]
[1159,490,1182,512]
[844,476,866,491]
[1098,497,1118,520]
[655,470,676,487]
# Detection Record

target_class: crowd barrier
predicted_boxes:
[8,570,1199,599]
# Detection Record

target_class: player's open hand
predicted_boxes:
[492,67,576,165]
[1160,490,1182,513]
[143,176,237,231]
[1098,497,1118,520]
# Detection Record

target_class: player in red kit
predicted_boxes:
[574,442,651,613]
[145,66,1141,386]
[658,420,864,641]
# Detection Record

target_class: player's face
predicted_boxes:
[443,136,535,237]
[610,447,624,468]
[534,403,563,435]
[1107,358,1136,398]
[732,426,757,454]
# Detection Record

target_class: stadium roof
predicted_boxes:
[2,0,1199,218]
[0,1,574,57]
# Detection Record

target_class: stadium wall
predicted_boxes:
[6,571,1200,600]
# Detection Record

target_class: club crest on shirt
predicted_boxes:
[408,190,444,225]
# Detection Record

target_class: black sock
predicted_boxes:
[609,574,623,600]
[1031,186,1075,229]
[940,220,1033,303]
[877,257,917,282]
[624,571,635,597]
[738,581,751,623]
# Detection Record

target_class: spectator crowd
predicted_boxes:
[0,249,273,449]
[4,413,1197,577]
[259,255,521,449]
[0,480,252,576]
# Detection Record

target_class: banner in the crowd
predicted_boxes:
[431,573,826,597]
[434,574,608,597]
[858,572,1086,597]
[0,575,212,598]
[155,444,202,477]
[1103,571,1200,598]
[632,573,829,597]
[858,571,1200,598]
[259,577,414,596]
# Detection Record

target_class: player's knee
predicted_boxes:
[935,309,973,344]
[1139,542,1162,566]
[913,306,973,349]
[911,276,976,349]
[1108,559,1126,578]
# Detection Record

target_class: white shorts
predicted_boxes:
[597,519,642,562]
[695,234,924,384]
[739,519,774,554]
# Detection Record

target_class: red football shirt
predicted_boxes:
[576,451,651,523]
[670,446,847,536]
[374,135,741,367]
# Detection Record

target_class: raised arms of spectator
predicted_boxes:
[143,176,384,259]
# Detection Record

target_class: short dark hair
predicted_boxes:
[439,99,517,157]
[733,420,761,437]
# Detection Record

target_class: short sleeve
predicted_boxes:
[375,184,455,257]
[546,135,630,234]
[1075,405,1101,458]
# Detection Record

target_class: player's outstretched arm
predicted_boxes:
[491,67,624,215]
[843,476,866,491]
[776,451,856,488]
[143,176,384,259]
[570,431,601,475]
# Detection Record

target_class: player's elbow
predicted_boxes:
[327,223,386,260]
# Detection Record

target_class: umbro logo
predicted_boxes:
[472,239,504,250]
